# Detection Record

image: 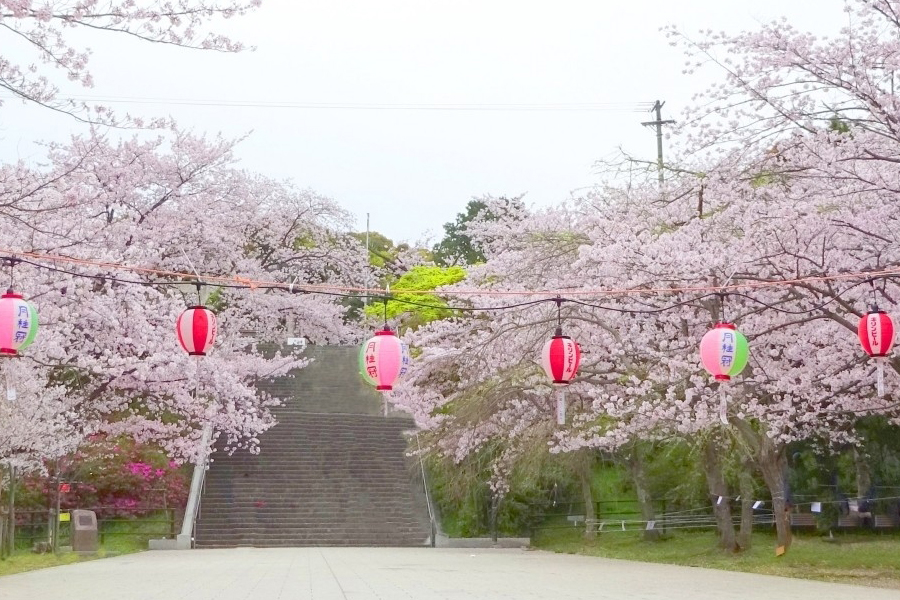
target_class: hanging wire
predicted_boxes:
[1,252,895,320]
[6,256,17,292]
[7,247,900,297]
[869,279,880,312]
[554,295,564,336]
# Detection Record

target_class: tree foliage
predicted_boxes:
[365,265,466,330]
[0,0,259,122]
[0,128,367,468]
[396,0,900,550]
[432,196,525,267]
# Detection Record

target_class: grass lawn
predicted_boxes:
[532,523,900,589]
[0,512,173,577]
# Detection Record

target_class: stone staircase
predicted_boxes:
[194,346,431,548]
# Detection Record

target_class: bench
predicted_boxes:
[837,514,860,528]
[836,513,898,529]
[566,515,585,527]
[790,513,817,528]
[874,514,898,530]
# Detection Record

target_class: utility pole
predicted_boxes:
[363,212,370,308]
[641,100,676,186]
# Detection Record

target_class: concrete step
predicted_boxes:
[195,346,431,549]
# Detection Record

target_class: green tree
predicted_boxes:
[350,231,401,267]
[433,196,524,266]
[364,265,466,329]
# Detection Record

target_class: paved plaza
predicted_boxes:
[1,547,896,600]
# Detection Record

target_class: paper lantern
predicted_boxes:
[858,310,894,357]
[176,306,217,356]
[360,329,404,391]
[0,290,38,356]
[359,340,411,388]
[541,329,581,385]
[699,322,749,381]
[858,309,895,396]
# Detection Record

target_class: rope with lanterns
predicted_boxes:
[1,253,898,414]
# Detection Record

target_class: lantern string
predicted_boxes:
[0,252,891,319]
[554,295,563,334]
[869,279,880,312]
[7,247,900,298]
[5,256,16,292]
[382,283,390,329]
[0,256,874,318]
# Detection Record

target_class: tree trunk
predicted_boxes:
[489,493,498,543]
[0,467,6,559]
[732,419,791,550]
[853,447,872,499]
[757,440,791,550]
[626,448,659,541]
[703,438,736,551]
[6,466,14,556]
[578,457,596,541]
[737,462,755,550]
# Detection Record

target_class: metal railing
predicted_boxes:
[8,507,177,550]
[180,423,213,548]
[415,433,437,548]
[531,494,900,534]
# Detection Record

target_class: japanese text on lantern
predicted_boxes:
[869,316,880,348]
[365,342,378,378]
[721,332,734,352]
[720,332,735,367]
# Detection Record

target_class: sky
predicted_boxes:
[0,1,842,245]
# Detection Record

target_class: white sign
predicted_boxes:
[811,502,822,513]
[287,337,307,348]
[556,394,566,425]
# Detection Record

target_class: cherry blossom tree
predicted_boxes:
[0,127,368,470]
[394,141,900,549]
[0,0,260,121]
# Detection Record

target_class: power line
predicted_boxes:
[2,252,890,319]
[4,248,900,298]
[0,94,656,112]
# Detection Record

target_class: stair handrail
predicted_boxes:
[415,432,437,548]
[179,422,213,549]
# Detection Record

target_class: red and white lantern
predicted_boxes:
[0,290,38,356]
[858,309,895,396]
[858,310,894,357]
[360,329,404,391]
[176,305,217,356]
[541,329,581,385]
